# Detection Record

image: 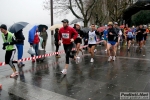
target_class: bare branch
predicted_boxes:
[68,0,81,19]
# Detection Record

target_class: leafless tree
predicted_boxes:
[106,0,134,23]
[90,0,109,26]
[43,0,98,27]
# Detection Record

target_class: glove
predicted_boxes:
[2,45,6,50]
[3,42,10,46]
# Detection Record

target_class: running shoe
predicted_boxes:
[10,72,17,78]
[108,56,112,62]
[90,58,94,63]
[94,49,97,53]
[112,56,116,61]
[61,69,67,75]
[76,56,80,63]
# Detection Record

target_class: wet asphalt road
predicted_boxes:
[0,30,150,100]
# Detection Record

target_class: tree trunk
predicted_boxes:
[83,20,88,27]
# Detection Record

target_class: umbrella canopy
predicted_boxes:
[38,24,48,32]
[81,27,91,33]
[28,25,38,43]
[98,26,105,33]
[70,18,83,25]
[9,22,29,33]
[49,24,63,31]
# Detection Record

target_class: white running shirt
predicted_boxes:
[88,31,97,44]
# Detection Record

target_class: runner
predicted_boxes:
[131,26,136,46]
[74,23,84,56]
[0,24,18,78]
[135,26,139,46]
[114,22,122,57]
[124,24,130,46]
[127,29,133,51]
[136,25,146,52]
[107,22,117,61]
[143,25,148,47]
[85,24,99,63]
[102,25,108,52]
[58,19,79,75]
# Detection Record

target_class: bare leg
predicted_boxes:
[91,46,95,58]
[64,64,69,69]
[76,43,80,56]
[114,42,118,56]
[140,41,143,49]
[128,40,131,49]
[107,43,111,56]
[112,45,116,56]
[104,40,107,50]
[88,47,91,54]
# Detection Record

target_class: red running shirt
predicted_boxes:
[58,26,78,44]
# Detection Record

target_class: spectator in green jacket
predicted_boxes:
[40,27,48,50]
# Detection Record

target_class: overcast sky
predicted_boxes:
[0,0,75,26]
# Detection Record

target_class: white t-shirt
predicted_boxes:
[119,30,122,36]
[88,31,97,44]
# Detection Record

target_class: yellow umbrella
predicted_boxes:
[49,24,63,30]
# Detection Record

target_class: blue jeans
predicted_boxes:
[31,44,39,57]
[16,44,23,60]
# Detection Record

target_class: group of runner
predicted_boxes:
[58,19,149,75]
[0,19,149,76]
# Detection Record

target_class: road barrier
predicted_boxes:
[0,41,102,67]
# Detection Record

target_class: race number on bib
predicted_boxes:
[62,33,69,39]
[89,35,94,41]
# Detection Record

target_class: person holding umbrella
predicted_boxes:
[0,24,18,78]
[14,29,25,67]
[28,25,40,62]
[39,25,48,50]
[9,22,28,67]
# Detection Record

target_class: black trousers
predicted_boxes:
[63,43,74,64]
[55,42,59,55]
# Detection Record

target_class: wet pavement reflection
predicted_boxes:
[0,35,150,100]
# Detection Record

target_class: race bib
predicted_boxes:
[62,33,69,39]
[89,35,94,41]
